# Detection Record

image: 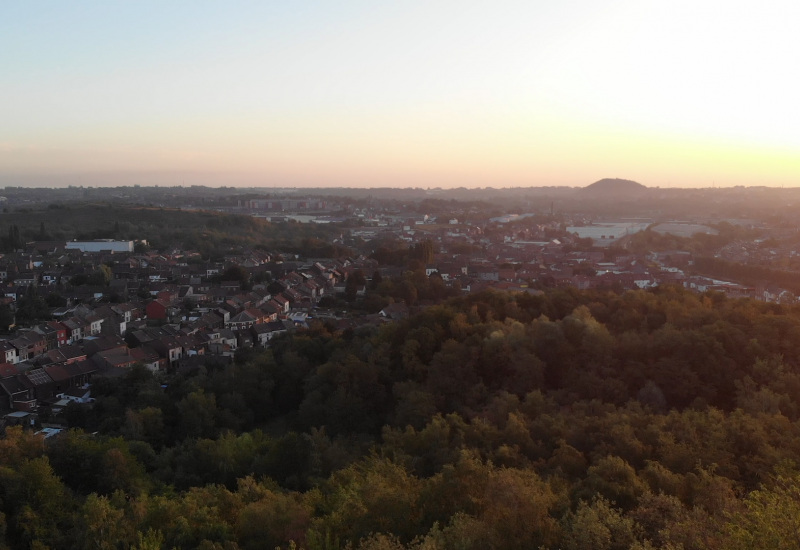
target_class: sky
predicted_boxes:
[1,1,799,189]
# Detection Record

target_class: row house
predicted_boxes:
[82,336,127,357]
[25,368,56,402]
[207,329,237,354]
[207,288,231,304]
[250,320,294,347]
[220,280,241,293]
[297,280,323,300]
[470,265,500,281]
[242,290,269,308]
[15,273,37,286]
[3,285,30,302]
[10,332,47,361]
[92,305,127,336]
[44,345,87,366]
[272,295,290,313]
[92,349,138,370]
[282,287,305,306]
[426,262,468,281]
[34,321,68,350]
[262,300,283,319]
[281,271,305,288]
[227,308,267,330]
[41,364,72,395]
[40,271,61,285]
[175,332,206,358]
[146,335,186,368]
[0,375,36,411]
[84,313,104,336]
[190,311,226,331]
[111,303,141,324]
[0,341,18,364]
[129,346,165,372]
[145,299,180,321]
[61,317,87,343]
[42,360,96,398]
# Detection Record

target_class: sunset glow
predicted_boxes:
[2,0,799,188]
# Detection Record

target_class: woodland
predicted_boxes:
[2,287,800,548]
[0,204,347,259]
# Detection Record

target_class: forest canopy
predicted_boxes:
[4,286,800,548]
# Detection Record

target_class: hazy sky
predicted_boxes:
[2,1,799,188]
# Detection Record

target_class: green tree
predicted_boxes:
[410,240,434,265]
[560,497,638,550]
[722,472,800,550]
[15,285,49,325]
[0,304,14,332]
[345,270,367,301]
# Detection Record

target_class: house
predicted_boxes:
[262,301,283,319]
[43,364,73,395]
[149,336,183,367]
[208,329,238,354]
[62,359,97,387]
[84,313,104,336]
[15,273,37,286]
[272,295,290,314]
[93,307,126,337]
[24,367,56,402]
[82,336,127,357]
[220,280,241,292]
[227,308,266,330]
[175,333,205,358]
[129,346,165,372]
[146,300,169,321]
[0,375,36,411]
[61,317,85,343]
[92,349,137,370]
[250,320,292,347]
[379,302,410,321]
[0,341,18,364]
[45,345,87,366]
[251,323,274,347]
[10,333,46,361]
[33,323,61,349]
[35,321,68,349]
[0,363,19,378]
[111,303,139,323]
[218,328,238,351]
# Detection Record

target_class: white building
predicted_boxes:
[65,240,134,253]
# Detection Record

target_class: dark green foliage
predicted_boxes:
[345,270,367,301]
[0,204,349,259]
[0,303,14,331]
[695,255,800,294]
[15,285,49,325]
[6,287,800,547]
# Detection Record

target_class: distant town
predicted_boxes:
[0,179,798,426]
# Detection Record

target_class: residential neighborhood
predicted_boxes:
[0,183,797,425]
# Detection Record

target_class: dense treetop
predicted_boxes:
[4,287,800,548]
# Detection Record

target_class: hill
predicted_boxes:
[580,178,648,195]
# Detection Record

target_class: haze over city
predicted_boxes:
[2,0,799,188]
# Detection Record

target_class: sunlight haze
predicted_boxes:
[1,0,798,188]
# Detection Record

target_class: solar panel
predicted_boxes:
[25,368,52,385]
